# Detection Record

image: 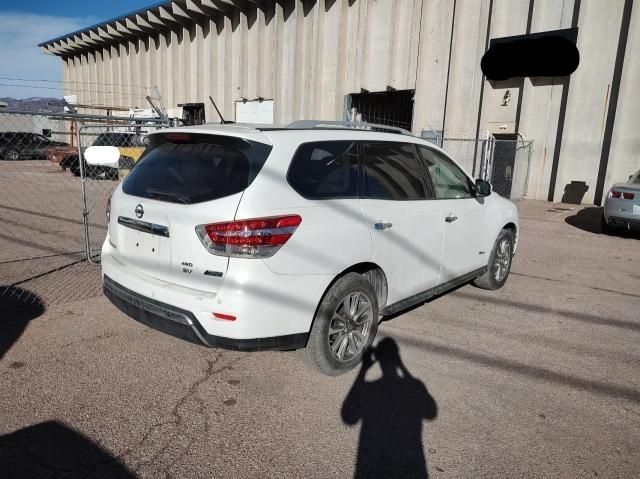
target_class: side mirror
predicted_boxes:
[84,146,120,168]
[475,179,492,197]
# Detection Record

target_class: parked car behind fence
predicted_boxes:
[57,132,146,179]
[0,132,69,161]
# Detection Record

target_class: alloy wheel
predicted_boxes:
[327,292,373,362]
[493,238,512,282]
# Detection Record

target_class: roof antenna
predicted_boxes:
[209,96,233,124]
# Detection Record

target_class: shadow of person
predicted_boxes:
[0,420,135,478]
[342,338,437,479]
[0,286,45,360]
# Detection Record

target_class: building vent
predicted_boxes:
[347,89,414,132]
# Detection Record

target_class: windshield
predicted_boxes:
[630,170,640,184]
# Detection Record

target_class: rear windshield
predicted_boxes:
[122,134,271,204]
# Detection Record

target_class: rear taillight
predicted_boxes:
[195,215,302,258]
[610,190,635,199]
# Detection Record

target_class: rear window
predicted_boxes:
[122,134,271,204]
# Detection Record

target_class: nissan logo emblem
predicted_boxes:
[135,204,144,219]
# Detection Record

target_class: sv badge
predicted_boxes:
[181,261,193,274]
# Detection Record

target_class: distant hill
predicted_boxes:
[0,97,65,112]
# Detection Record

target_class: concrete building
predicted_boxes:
[39,0,639,205]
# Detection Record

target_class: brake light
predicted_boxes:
[164,133,191,142]
[610,190,635,199]
[196,215,302,258]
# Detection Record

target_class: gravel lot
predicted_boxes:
[1,162,639,478]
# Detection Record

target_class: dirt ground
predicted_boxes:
[1,161,639,478]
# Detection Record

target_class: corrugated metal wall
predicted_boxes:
[58,0,640,205]
[62,0,425,124]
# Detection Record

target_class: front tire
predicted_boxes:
[473,228,515,290]
[301,273,379,376]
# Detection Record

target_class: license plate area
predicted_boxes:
[119,221,171,268]
[633,204,640,215]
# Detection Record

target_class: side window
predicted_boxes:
[418,146,474,199]
[362,142,432,200]
[288,141,359,198]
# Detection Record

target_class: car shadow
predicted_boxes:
[0,421,135,478]
[565,206,640,238]
[0,286,45,360]
[342,338,437,479]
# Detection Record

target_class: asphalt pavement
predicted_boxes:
[1,199,639,478]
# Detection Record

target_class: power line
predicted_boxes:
[0,82,154,100]
[0,76,153,91]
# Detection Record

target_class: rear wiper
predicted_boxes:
[145,188,190,204]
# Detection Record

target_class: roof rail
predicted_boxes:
[287,120,413,136]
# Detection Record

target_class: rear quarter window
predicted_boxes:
[287,141,359,199]
[122,134,271,204]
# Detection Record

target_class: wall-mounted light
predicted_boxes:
[501,90,512,106]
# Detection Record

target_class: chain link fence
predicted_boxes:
[345,103,533,200]
[77,123,167,260]
[441,138,533,200]
[0,110,167,311]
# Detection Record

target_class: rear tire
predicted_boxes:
[601,213,617,235]
[301,273,379,376]
[473,228,515,290]
[2,148,20,161]
[119,156,135,170]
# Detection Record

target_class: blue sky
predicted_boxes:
[0,0,156,98]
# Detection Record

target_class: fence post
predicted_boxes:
[523,140,533,199]
[75,123,93,263]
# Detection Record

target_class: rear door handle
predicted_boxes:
[374,221,393,230]
[445,215,458,223]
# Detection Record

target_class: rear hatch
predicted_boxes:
[108,131,272,292]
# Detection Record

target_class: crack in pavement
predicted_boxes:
[121,351,244,478]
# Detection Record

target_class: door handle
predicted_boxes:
[445,215,458,223]
[374,221,393,230]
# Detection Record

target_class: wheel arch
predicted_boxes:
[310,262,389,333]
[502,222,518,252]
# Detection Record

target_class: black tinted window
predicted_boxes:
[362,142,432,200]
[123,135,271,204]
[418,146,474,199]
[288,141,358,198]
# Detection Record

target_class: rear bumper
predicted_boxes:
[104,275,308,351]
[605,215,640,231]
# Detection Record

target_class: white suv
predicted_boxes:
[102,121,518,375]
